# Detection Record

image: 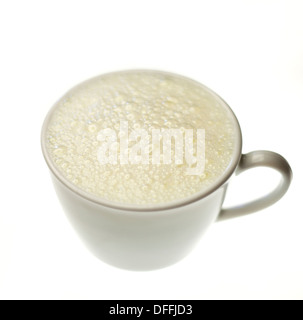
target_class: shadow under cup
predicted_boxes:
[41,70,292,271]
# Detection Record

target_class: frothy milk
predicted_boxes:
[46,71,236,205]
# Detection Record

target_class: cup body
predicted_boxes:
[42,70,244,270]
[52,173,230,270]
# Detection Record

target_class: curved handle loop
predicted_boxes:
[218,151,292,221]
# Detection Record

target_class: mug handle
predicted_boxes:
[218,150,292,221]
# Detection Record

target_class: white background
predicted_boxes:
[0,0,302,300]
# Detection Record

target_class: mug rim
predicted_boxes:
[41,69,243,212]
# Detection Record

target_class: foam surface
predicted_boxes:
[46,71,236,205]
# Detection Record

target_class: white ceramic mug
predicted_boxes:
[41,71,292,271]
